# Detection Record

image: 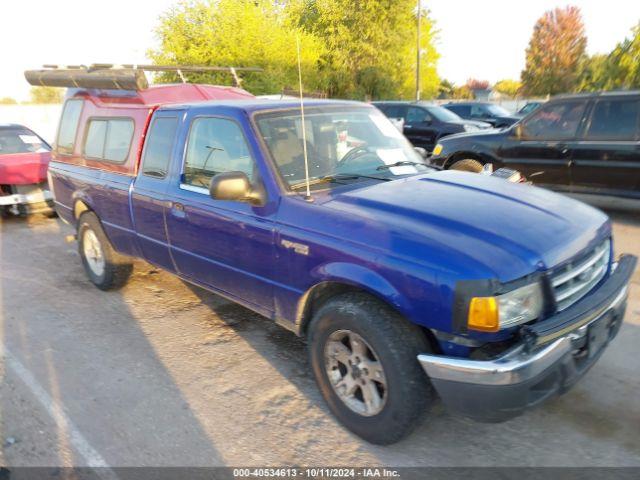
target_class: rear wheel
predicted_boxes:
[78,212,133,290]
[449,158,484,173]
[308,293,433,444]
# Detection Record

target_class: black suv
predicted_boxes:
[443,102,520,128]
[430,91,640,199]
[372,101,490,153]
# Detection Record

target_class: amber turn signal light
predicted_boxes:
[468,297,499,332]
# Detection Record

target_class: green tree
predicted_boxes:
[451,85,473,99]
[284,0,440,99]
[149,0,326,95]
[438,79,455,98]
[521,6,587,95]
[576,22,640,91]
[0,97,18,105]
[608,22,640,89]
[493,79,522,98]
[29,86,63,104]
[576,54,615,91]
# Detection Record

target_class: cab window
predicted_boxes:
[83,118,134,163]
[584,98,639,141]
[56,99,83,155]
[183,117,255,189]
[520,101,587,141]
[406,107,432,123]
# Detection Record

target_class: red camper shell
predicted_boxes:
[53,83,255,175]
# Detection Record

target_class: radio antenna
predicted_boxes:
[296,36,312,201]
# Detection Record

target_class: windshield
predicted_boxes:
[425,106,461,123]
[0,129,50,155]
[256,106,433,190]
[485,104,511,117]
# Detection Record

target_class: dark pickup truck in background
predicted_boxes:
[42,67,636,445]
[372,101,490,153]
[431,91,640,200]
[443,101,520,128]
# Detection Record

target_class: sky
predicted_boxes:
[1,0,639,101]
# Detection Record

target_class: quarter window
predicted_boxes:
[183,117,254,189]
[56,99,83,155]
[83,118,134,162]
[584,99,639,141]
[520,101,587,141]
[141,117,179,178]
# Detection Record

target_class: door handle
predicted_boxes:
[170,202,186,218]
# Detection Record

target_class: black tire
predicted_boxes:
[308,292,433,444]
[77,212,133,290]
[449,158,484,173]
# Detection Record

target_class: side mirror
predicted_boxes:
[512,124,523,139]
[414,147,429,159]
[209,171,264,205]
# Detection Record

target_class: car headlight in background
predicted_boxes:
[463,124,479,132]
[467,282,544,332]
[432,144,443,156]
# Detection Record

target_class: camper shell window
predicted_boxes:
[83,117,134,163]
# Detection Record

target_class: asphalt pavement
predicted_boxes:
[0,209,638,468]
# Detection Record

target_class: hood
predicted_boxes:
[439,127,506,142]
[0,152,51,185]
[323,171,609,282]
[496,115,520,124]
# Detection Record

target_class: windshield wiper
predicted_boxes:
[376,160,442,171]
[376,160,425,171]
[290,173,390,190]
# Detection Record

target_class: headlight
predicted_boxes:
[432,144,443,156]
[463,124,479,132]
[467,282,544,332]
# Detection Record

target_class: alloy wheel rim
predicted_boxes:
[83,229,105,277]
[324,329,387,417]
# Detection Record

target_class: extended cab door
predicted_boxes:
[570,96,640,196]
[403,106,438,151]
[498,100,587,188]
[131,110,182,271]
[164,112,276,315]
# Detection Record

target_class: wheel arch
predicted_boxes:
[72,192,95,222]
[295,263,436,348]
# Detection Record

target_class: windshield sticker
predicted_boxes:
[369,114,404,139]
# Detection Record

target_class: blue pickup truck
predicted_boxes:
[47,83,636,444]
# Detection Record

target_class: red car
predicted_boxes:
[0,124,53,216]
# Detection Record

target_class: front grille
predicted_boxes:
[549,239,611,312]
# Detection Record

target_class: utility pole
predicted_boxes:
[415,0,421,101]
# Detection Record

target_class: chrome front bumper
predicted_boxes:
[418,254,636,422]
[0,188,53,206]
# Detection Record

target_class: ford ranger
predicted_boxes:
[46,81,636,445]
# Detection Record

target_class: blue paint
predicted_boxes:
[48,100,612,356]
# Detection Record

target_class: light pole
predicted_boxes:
[416,0,421,101]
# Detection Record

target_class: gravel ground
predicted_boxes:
[0,209,638,468]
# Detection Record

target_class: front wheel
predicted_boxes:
[308,293,433,444]
[78,212,133,290]
[449,158,484,173]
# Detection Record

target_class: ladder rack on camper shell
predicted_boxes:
[24,64,263,90]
